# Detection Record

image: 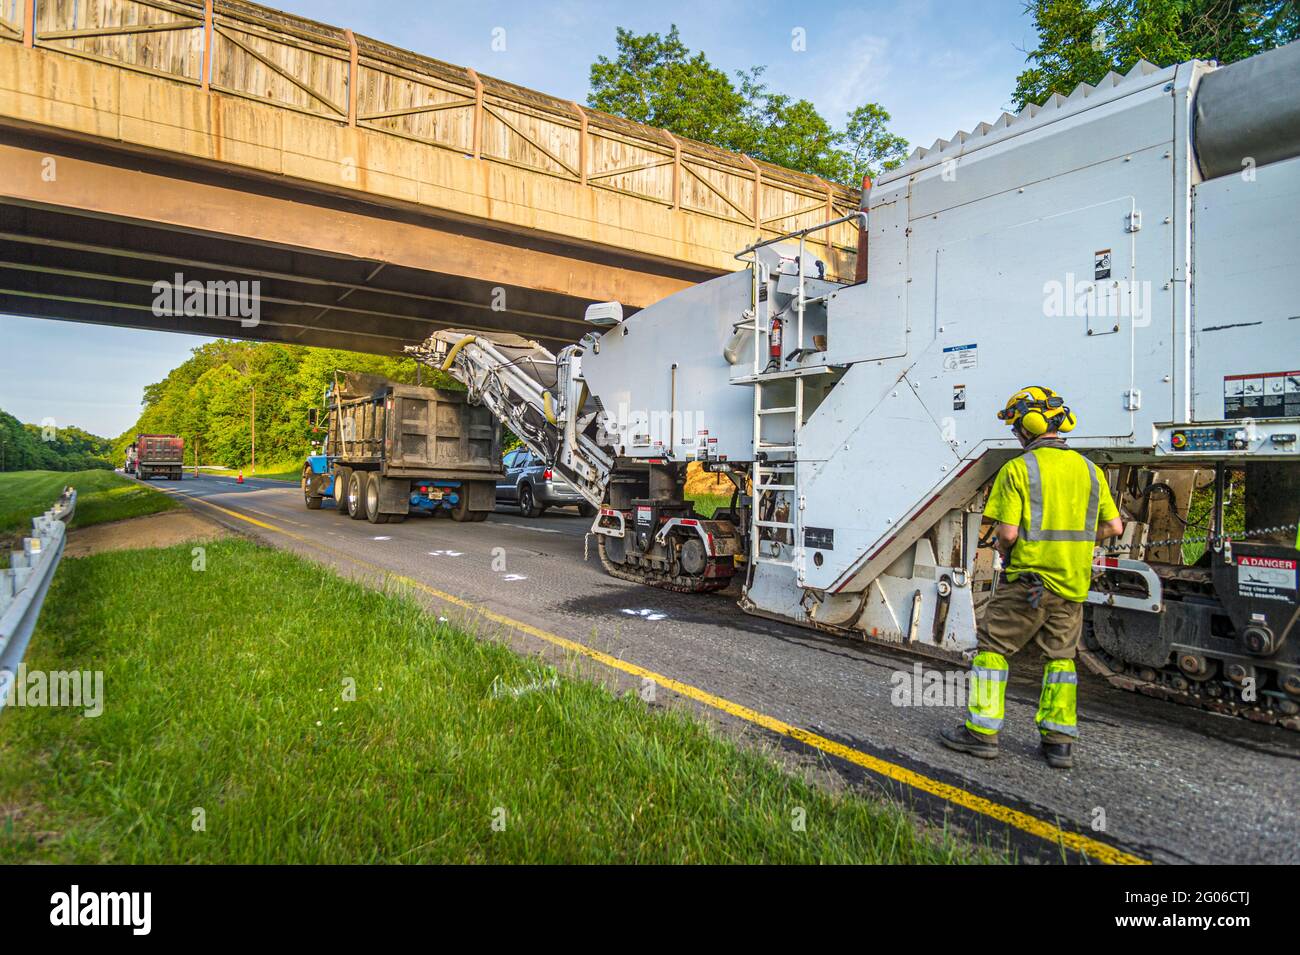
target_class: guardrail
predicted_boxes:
[0,486,76,708]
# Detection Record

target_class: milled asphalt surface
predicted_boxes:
[156,472,1299,864]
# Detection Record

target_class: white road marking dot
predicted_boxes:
[428,550,463,557]
[622,608,667,621]
[501,574,528,581]
[372,536,392,541]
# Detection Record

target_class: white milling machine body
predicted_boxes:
[413,43,1300,725]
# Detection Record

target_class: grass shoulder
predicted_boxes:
[0,537,1003,864]
[0,470,178,538]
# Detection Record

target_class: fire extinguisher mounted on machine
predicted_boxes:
[768,315,783,371]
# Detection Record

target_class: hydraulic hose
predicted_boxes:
[439,334,477,372]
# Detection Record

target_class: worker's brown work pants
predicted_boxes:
[978,576,1083,660]
[977,576,1084,746]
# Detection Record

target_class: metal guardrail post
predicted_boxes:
[0,485,76,709]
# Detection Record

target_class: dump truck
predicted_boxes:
[409,42,1300,727]
[133,434,183,480]
[300,372,501,524]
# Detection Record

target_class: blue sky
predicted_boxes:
[0,0,1036,438]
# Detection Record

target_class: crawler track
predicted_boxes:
[1080,643,1300,731]
[597,535,731,594]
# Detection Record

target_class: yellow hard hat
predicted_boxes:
[997,385,1076,436]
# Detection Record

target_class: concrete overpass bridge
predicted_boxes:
[0,0,861,354]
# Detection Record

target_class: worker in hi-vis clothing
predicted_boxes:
[940,386,1124,769]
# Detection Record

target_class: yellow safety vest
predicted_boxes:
[984,446,1118,601]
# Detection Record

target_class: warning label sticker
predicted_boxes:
[952,384,966,411]
[1237,555,1297,602]
[1094,249,1112,280]
[942,344,977,372]
[1224,370,1300,419]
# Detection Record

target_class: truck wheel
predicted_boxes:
[519,484,545,518]
[348,470,370,521]
[303,465,323,509]
[365,474,388,524]
[333,468,352,516]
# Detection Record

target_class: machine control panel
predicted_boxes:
[1168,427,1249,452]
[1155,421,1299,457]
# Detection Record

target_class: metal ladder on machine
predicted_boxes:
[739,211,863,586]
[747,246,806,584]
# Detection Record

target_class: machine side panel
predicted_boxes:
[582,270,755,461]
[797,100,1178,593]
[1190,154,1300,422]
[822,199,908,366]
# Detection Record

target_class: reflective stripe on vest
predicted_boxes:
[1045,670,1078,685]
[1020,450,1100,543]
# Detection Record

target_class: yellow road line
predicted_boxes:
[169,485,1150,865]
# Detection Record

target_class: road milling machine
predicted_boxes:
[410,42,1300,727]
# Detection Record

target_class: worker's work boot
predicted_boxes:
[939,724,999,759]
[1040,740,1074,769]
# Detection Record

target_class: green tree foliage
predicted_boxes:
[588,26,909,185]
[112,341,460,469]
[1014,0,1300,108]
[0,411,114,472]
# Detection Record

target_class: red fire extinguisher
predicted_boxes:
[769,316,783,361]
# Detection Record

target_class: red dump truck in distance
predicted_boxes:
[133,434,184,481]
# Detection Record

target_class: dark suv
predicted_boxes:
[496,449,595,518]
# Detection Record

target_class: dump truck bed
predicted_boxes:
[327,382,499,478]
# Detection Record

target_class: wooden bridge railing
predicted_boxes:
[5,0,861,277]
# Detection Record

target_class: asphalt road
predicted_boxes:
[153,471,1299,864]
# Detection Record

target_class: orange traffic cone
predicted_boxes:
[236,470,244,484]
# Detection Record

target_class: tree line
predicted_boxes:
[111,340,460,470]
[0,410,115,472]
[590,3,1297,187]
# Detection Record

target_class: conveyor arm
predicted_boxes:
[406,329,612,507]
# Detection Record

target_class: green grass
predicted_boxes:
[0,470,177,537]
[243,460,303,482]
[1181,471,1246,564]
[0,538,1001,864]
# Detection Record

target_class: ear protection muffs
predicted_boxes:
[999,386,1075,436]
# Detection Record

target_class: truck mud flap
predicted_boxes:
[464,480,495,512]
[377,475,411,515]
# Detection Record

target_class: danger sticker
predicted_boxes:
[952,384,966,411]
[1238,555,1296,601]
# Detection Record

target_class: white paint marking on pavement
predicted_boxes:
[428,550,464,557]
[372,536,392,541]
[495,521,562,534]
[501,573,528,581]
[622,608,667,621]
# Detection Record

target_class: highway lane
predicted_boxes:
[154,472,1299,864]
